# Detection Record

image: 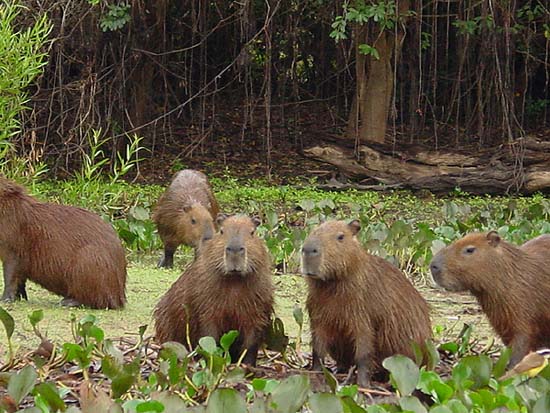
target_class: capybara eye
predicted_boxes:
[191,218,197,225]
[337,233,345,241]
[220,229,224,235]
[464,246,476,254]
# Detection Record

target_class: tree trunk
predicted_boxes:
[347,1,410,145]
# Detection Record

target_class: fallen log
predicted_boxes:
[303,136,550,194]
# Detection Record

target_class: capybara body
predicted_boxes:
[430,231,550,366]
[301,220,431,387]
[153,169,219,268]
[0,177,127,309]
[154,214,274,366]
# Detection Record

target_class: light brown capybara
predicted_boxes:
[154,214,274,366]
[430,231,550,366]
[301,220,432,387]
[0,177,126,309]
[152,169,219,268]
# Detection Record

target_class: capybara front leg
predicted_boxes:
[355,335,373,388]
[2,258,21,302]
[241,332,260,366]
[158,245,176,268]
[310,333,326,371]
[509,333,530,367]
[16,279,28,300]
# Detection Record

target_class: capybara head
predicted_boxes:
[301,219,362,281]
[176,203,215,248]
[430,231,502,291]
[215,213,261,275]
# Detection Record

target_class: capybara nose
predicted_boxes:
[430,262,441,278]
[226,245,245,255]
[302,246,319,256]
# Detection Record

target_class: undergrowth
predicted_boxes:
[0,310,549,412]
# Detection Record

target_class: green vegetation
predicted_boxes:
[0,308,549,412]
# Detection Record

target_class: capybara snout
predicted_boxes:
[301,237,322,277]
[218,213,260,275]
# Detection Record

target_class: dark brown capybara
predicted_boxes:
[152,169,219,268]
[301,220,432,387]
[430,231,550,366]
[0,177,126,309]
[154,214,274,366]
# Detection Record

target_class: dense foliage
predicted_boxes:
[0,0,547,172]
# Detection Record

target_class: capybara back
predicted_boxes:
[0,177,127,309]
[153,169,219,268]
[430,231,550,366]
[302,220,431,387]
[154,214,274,366]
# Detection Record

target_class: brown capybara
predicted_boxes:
[0,177,126,309]
[301,220,432,387]
[430,231,550,366]
[154,214,274,366]
[152,169,219,268]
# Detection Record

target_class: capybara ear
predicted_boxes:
[216,213,229,227]
[251,216,261,229]
[486,231,501,246]
[348,220,361,235]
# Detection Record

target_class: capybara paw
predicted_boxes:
[60,298,83,307]
[1,294,18,303]
[158,257,173,269]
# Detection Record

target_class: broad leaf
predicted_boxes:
[268,375,309,413]
[383,355,420,396]
[206,388,246,413]
[7,365,38,405]
[0,306,15,340]
[309,393,343,413]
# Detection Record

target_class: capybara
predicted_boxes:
[430,231,550,366]
[154,214,274,366]
[152,169,219,268]
[301,220,432,387]
[0,177,127,309]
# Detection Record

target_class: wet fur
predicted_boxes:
[303,220,431,384]
[154,215,274,365]
[152,170,219,266]
[431,232,550,365]
[0,178,126,309]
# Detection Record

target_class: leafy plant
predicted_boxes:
[0,0,51,161]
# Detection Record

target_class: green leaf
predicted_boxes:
[383,355,420,396]
[268,375,310,413]
[398,396,427,413]
[309,393,343,413]
[161,341,189,360]
[322,366,338,393]
[492,347,511,378]
[220,330,239,352]
[431,381,454,403]
[28,309,44,328]
[446,400,468,413]
[459,355,492,389]
[136,400,165,412]
[7,365,38,405]
[292,306,303,328]
[199,336,218,354]
[0,306,15,340]
[33,382,66,411]
[111,372,135,398]
[429,406,453,413]
[206,388,246,413]
[151,392,190,413]
[341,396,368,413]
